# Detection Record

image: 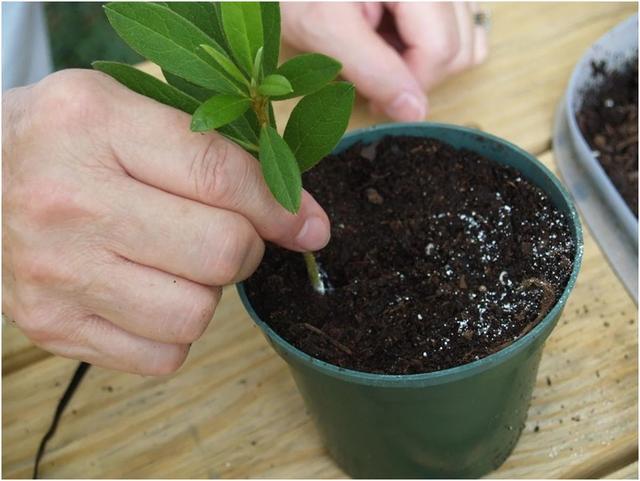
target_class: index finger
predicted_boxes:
[390,2,462,90]
[101,73,330,253]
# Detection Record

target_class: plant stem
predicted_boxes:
[303,251,325,294]
[252,92,326,294]
[254,95,269,126]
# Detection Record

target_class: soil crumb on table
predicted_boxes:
[577,56,638,216]
[245,136,576,374]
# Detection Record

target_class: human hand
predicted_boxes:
[281,2,489,121]
[2,70,330,375]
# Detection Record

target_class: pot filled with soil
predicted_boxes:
[238,123,583,478]
[553,14,637,301]
[575,57,638,217]
[566,15,638,244]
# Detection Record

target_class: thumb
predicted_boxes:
[92,69,331,253]
[282,3,428,122]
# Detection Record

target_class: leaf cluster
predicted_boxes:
[94,2,355,213]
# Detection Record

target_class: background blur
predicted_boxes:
[45,2,140,69]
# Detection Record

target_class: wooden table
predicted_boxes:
[3,3,638,478]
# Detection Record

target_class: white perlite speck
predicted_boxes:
[498,271,510,285]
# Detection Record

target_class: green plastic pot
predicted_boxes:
[237,123,583,479]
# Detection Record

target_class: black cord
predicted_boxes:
[33,361,91,479]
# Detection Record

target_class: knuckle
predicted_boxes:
[251,235,266,267]
[206,218,254,285]
[9,261,86,344]
[2,86,31,150]
[429,34,460,65]
[16,177,84,228]
[149,345,189,376]
[237,236,265,283]
[19,253,62,286]
[34,70,106,129]
[175,288,220,344]
[192,136,234,202]
[209,257,239,287]
[17,304,55,344]
[16,248,84,292]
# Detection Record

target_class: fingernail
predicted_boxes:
[295,216,330,251]
[385,91,427,122]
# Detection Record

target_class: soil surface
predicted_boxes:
[577,57,638,216]
[245,136,576,374]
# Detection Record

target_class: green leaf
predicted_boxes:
[164,2,224,48]
[211,3,230,52]
[218,131,259,154]
[274,53,342,100]
[259,125,302,213]
[162,69,213,102]
[284,82,355,172]
[260,2,280,75]
[258,74,293,96]
[268,103,277,129]
[240,109,261,140]
[199,44,249,87]
[218,109,260,148]
[93,61,199,114]
[220,2,263,74]
[251,47,264,84]
[104,2,241,94]
[191,95,252,132]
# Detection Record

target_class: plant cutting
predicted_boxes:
[95,1,354,293]
[96,2,584,478]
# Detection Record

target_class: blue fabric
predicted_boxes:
[3,2,52,90]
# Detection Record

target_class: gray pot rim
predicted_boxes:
[565,14,638,244]
[237,122,584,388]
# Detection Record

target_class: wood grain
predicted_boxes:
[2,319,49,376]
[3,150,637,478]
[605,461,638,479]
[3,2,637,478]
[275,2,637,155]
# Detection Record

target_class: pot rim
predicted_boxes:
[564,14,638,243]
[237,121,584,388]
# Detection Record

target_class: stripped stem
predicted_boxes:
[303,251,324,294]
[253,91,325,294]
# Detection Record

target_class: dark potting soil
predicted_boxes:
[244,136,576,374]
[577,56,638,216]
